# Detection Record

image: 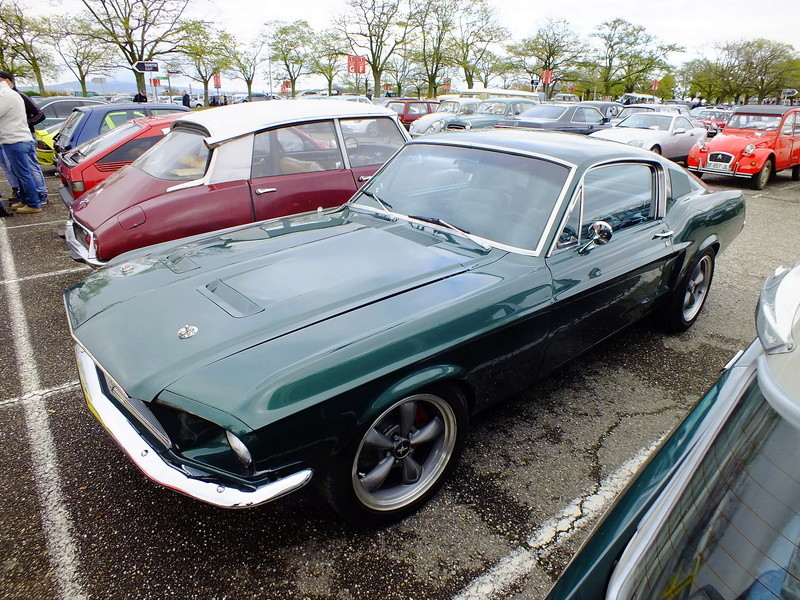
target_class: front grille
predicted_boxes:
[709,152,733,164]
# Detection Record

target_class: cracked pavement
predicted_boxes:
[0,166,798,600]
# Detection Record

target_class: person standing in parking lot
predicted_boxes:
[182,91,190,108]
[0,71,43,214]
[133,89,147,103]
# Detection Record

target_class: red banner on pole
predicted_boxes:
[213,72,221,89]
[150,78,161,87]
[651,79,660,91]
[541,70,554,85]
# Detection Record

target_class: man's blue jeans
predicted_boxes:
[1,141,42,208]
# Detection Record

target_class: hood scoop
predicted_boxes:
[199,279,263,318]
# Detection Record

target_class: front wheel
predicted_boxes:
[322,387,468,525]
[661,248,716,333]
[792,165,800,181]
[752,158,773,190]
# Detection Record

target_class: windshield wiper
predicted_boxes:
[359,190,395,218]
[408,215,491,251]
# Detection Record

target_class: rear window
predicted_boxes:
[133,129,209,181]
[70,122,142,163]
[57,111,86,143]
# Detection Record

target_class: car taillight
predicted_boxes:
[71,181,85,192]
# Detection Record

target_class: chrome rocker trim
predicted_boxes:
[75,345,313,508]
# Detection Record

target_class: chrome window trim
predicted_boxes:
[606,341,762,599]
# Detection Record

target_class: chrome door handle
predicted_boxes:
[255,188,277,195]
[358,176,371,182]
[653,230,675,239]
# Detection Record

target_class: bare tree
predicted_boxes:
[507,18,585,99]
[78,0,193,90]
[409,0,457,97]
[448,0,507,89]
[336,0,417,95]
[268,20,312,97]
[385,47,415,96]
[0,1,58,93]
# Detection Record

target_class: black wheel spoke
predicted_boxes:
[410,417,443,446]
[360,456,395,492]
[398,401,417,436]
[364,428,393,451]
[400,456,422,484]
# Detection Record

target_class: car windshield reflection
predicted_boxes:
[618,113,673,131]
[351,143,570,250]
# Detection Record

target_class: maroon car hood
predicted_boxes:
[71,166,172,230]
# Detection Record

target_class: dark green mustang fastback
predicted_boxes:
[65,130,745,524]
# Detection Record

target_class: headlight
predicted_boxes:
[427,120,444,134]
[743,144,756,156]
[225,430,253,467]
[464,122,472,130]
[627,140,644,147]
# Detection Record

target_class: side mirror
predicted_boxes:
[674,128,687,135]
[602,117,610,123]
[579,221,613,254]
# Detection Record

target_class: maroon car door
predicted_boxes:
[249,121,356,221]
[339,116,408,188]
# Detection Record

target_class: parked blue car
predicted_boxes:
[53,103,191,158]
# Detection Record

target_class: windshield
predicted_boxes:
[616,107,654,120]
[132,129,209,181]
[698,110,729,120]
[618,113,673,131]
[476,101,509,115]
[69,122,142,163]
[57,110,85,142]
[727,113,782,131]
[610,379,800,599]
[438,101,459,113]
[517,105,568,120]
[351,143,570,250]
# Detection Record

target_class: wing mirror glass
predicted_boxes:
[674,127,687,135]
[579,220,613,254]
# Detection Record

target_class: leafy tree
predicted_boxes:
[52,17,112,97]
[224,32,269,100]
[590,18,681,97]
[409,0,458,97]
[448,0,507,89]
[336,0,417,95]
[0,1,58,93]
[308,30,347,96]
[473,50,514,88]
[268,20,312,97]
[508,18,585,99]
[178,22,233,105]
[78,0,193,91]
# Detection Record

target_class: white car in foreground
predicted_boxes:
[590,112,706,162]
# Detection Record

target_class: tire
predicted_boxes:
[661,248,716,333]
[321,386,468,525]
[752,158,772,190]
[792,165,800,181]
[649,145,661,155]
[694,171,704,179]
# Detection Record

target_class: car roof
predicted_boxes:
[73,103,190,114]
[172,99,398,146]
[409,129,659,169]
[732,104,796,115]
[33,96,107,106]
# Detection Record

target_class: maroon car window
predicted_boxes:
[251,121,342,178]
[100,135,163,164]
[340,117,406,168]
[133,129,209,181]
[407,103,428,115]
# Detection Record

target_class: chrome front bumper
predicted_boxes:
[74,345,313,508]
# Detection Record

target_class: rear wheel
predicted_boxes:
[649,145,662,155]
[752,158,772,190]
[792,165,800,181]
[322,387,468,525]
[661,248,716,333]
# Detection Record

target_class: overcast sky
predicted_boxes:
[34,0,800,93]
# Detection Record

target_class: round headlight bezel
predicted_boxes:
[225,430,253,467]
[743,143,756,156]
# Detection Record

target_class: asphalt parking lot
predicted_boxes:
[1,166,798,600]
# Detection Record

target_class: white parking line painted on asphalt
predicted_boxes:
[454,437,664,600]
[1,266,91,286]
[0,381,80,409]
[0,222,88,600]
[2,218,67,230]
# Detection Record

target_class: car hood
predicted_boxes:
[590,126,664,142]
[449,114,502,127]
[65,209,496,404]
[409,111,455,133]
[705,129,777,148]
